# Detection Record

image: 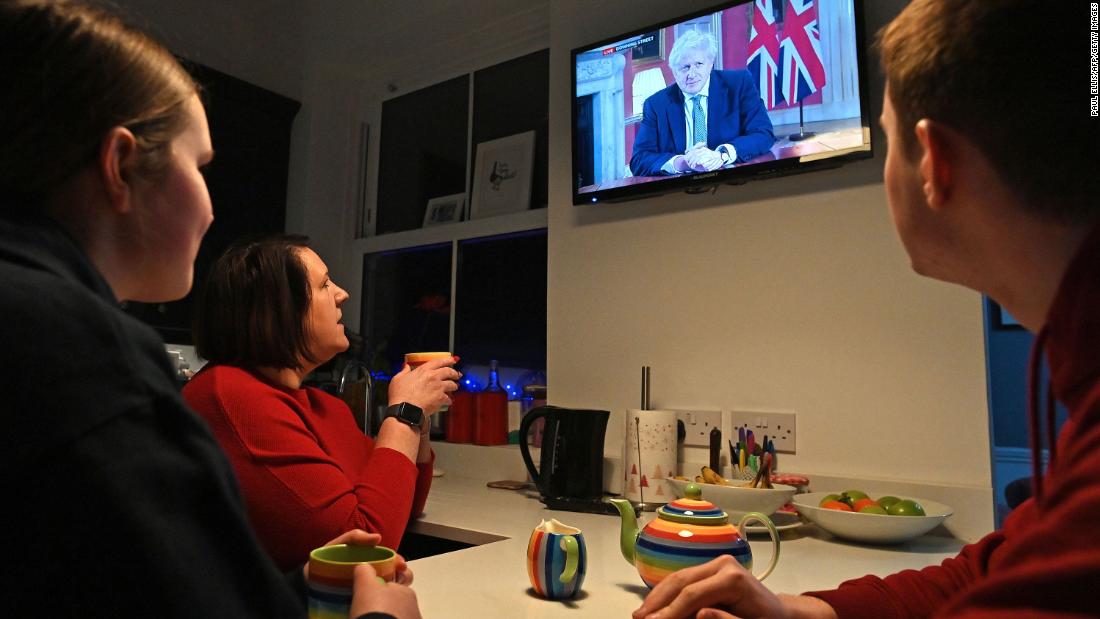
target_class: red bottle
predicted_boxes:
[474,360,508,445]
[445,387,475,444]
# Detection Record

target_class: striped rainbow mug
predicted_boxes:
[307,544,396,619]
[526,518,586,599]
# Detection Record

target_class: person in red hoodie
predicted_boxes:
[183,235,460,570]
[632,1,1100,618]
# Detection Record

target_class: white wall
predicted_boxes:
[116,0,306,100]
[548,0,993,519]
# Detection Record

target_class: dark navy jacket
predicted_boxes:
[0,214,308,617]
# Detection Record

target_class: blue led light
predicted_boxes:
[462,374,486,392]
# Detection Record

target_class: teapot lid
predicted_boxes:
[657,483,729,525]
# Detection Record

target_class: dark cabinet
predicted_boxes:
[376,76,470,235]
[454,230,547,369]
[361,244,454,373]
[124,61,301,343]
[364,51,550,380]
[471,49,549,211]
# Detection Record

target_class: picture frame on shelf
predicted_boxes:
[423,193,466,227]
[470,130,535,220]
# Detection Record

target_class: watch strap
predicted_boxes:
[385,402,424,428]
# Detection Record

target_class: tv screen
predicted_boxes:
[571,0,871,205]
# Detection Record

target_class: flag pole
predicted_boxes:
[788,98,815,142]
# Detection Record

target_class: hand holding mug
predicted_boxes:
[351,563,423,619]
[389,353,461,415]
[308,529,412,585]
[307,533,410,619]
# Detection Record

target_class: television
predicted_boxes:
[571,0,872,205]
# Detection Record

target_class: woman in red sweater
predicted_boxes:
[183,235,459,570]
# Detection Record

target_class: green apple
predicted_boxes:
[886,499,926,516]
[877,495,901,511]
[858,504,888,515]
[841,490,869,506]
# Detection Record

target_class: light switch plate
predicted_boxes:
[728,410,796,453]
[673,409,723,448]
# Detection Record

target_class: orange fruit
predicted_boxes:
[852,498,879,512]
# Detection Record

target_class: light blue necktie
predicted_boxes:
[692,95,707,147]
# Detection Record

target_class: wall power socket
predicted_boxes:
[673,409,723,448]
[728,410,796,454]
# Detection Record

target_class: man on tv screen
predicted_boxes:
[629,30,776,177]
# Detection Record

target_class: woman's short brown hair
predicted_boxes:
[0,0,197,209]
[194,235,321,370]
[877,0,1095,224]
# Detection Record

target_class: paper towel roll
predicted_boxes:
[622,409,678,505]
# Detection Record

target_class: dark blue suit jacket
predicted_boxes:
[630,69,775,177]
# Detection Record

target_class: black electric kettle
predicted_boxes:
[519,406,609,509]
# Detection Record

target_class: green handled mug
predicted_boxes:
[526,518,586,599]
[307,544,396,619]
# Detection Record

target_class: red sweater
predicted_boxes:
[182,365,433,570]
[807,224,1100,617]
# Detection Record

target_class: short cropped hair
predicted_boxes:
[193,235,320,370]
[878,0,1096,224]
[668,30,718,70]
[0,0,197,210]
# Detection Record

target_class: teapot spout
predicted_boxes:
[608,498,639,565]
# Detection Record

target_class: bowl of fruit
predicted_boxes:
[791,490,953,544]
[669,463,797,518]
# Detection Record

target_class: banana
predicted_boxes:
[701,466,726,485]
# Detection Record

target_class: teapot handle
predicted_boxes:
[737,512,780,581]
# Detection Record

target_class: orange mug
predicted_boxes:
[404,351,454,368]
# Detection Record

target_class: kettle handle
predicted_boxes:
[518,406,552,492]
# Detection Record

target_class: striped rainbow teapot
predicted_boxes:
[609,483,780,588]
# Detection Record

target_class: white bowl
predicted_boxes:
[667,478,797,518]
[792,492,953,544]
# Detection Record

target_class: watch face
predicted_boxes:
[389,403,424,426]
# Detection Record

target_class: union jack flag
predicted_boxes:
[779,0,827,105]
[747,0,782,109]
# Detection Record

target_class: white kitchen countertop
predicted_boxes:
[406,473,965,618]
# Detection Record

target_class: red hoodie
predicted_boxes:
[807,224,1100,618]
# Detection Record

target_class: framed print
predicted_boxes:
[470,131,535,220]
[423,193,466,227]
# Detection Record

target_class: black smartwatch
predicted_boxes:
[384,402,424,429]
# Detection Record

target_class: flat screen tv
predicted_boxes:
[571,0,872,205]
